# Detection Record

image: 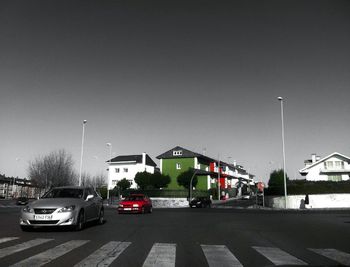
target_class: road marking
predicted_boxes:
[201,245,243,267]
[143,243,176,267]
[10,240,89,267]
[74,241,131,267]
[0,238,53,259]
[309,248,350,266]
[253,246,307,266]
[0,237,19,244]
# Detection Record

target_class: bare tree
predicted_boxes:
[81,172,107,189]
[28,149,77,189]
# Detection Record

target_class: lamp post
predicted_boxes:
[189,169,199,201]
[278,97,288,209]
[106,142,112,204]
[12,157,20,198]
[217,156,221,200]
[79,120,87,186]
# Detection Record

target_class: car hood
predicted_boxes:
[28,198,84,208]
[120,200,145,205]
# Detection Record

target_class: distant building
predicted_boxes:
[299,152,350,181]
[156,146,254,193]
[106,153,157,189]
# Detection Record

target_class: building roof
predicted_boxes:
[299,152,350,173]
[107,154,157,167]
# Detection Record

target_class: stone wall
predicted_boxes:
[266,194,350,209]
[150,197,189,208]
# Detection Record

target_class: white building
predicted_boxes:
[299,152,350,181]
[107,153,157,189]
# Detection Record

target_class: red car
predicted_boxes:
[118,194,153,214]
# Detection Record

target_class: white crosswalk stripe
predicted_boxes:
[0,238,53,259]
[0,237,19,244]
[309,248,350,266]
[201,245,243,267]
[253,246,307,266]
[74,241,131,267]
[10,240,90,267]
[143,243,176,267]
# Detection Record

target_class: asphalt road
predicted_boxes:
[0,205,350,266]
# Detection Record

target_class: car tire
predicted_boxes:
[97,208,104,225]
[20,225,32,232]
[75,210,85,231]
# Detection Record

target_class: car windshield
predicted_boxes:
[43,188,84,199]
[124,195,144,201]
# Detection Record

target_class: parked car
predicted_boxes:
[19,186,104,231]
[118,194,152,214]
[16,197,28,205]
[189,197,212,208]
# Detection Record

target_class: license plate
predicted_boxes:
[34,215,53,220]
[124,208,131,211]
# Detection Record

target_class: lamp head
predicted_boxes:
[277,97,283,101]
[83,120,87,124]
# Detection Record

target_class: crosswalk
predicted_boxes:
[0,237,349,266]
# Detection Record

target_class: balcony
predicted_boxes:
[320,168,350,174]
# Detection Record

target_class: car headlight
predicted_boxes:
[118,204,123,208]
[58,205,75,213]
[133,204,139,207]
[23,206,34,213]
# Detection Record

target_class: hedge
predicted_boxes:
[116,189,210,198]
[265,180,350,195]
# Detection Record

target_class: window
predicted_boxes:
[112,180,117,186]
[124,168,128,173]
[328,175,341,182]
[326,161,333,169]
[173,150,183,156]
[176,163,181,170]
[115,168,120,173]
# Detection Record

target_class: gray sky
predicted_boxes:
[1,0,349,184]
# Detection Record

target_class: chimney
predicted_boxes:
[142,152,146,165]
[233,160,237,167]
[311,153,316,163]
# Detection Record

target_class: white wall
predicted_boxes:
[267,194,350,209]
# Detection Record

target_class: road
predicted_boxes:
[0,204,350,266]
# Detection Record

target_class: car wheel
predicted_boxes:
[75,210,85,231]
[149,206,153,213]
[20,225,32,232]
[97,208,104,225]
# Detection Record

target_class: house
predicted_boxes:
[156,146,254,193]
[106,152,157,190]
[299,152,350,181]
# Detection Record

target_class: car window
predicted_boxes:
[43,188,83,199]
[125,195,144,201]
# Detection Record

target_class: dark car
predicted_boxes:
[189,197,212,208]
[16,197,29,205]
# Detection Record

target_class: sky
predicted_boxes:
[1,0,350,184]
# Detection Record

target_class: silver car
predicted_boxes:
[19,186,104,231]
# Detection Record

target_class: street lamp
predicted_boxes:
[189,169,200,201]
[12,157,20,198]
[79,120,87,186]
[106,142,112,204]
[278,97,288,209]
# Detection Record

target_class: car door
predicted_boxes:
[84,188,97,221]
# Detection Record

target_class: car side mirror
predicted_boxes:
[86,194,94,201]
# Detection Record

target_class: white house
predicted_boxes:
[299,152,350,181]
[107,153,157,189]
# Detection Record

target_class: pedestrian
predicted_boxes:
[304,194,309,209]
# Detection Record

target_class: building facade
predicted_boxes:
[299,152,350,181]
[157,146,254,195]
[106,153,157,190]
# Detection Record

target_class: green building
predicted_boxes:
[156,146,216,190]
